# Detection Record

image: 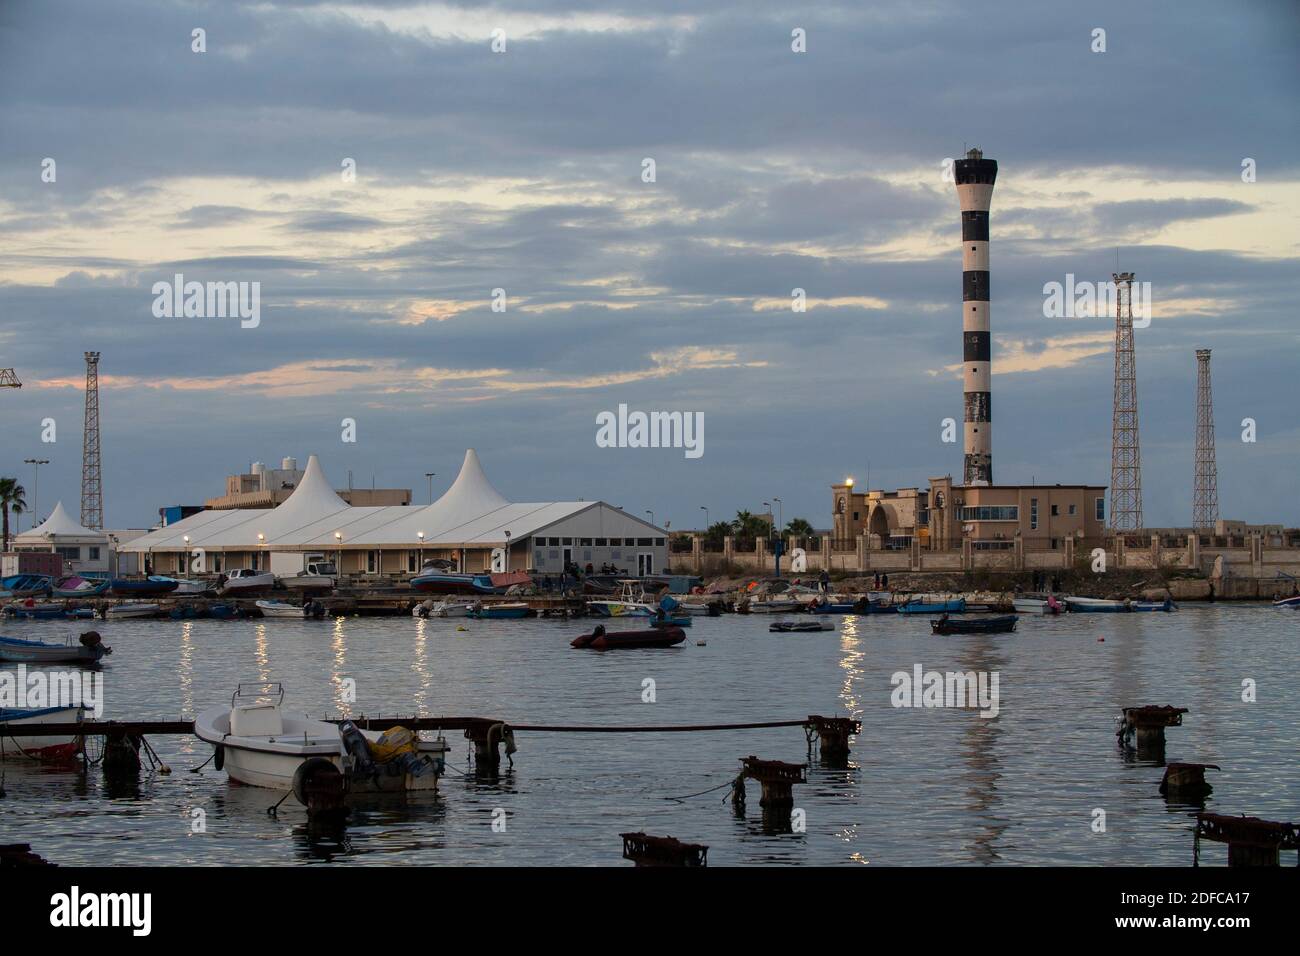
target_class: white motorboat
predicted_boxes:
[1272,594,1300,609]
[0,705,85,761]
[256,599,327,620]
[194,684,450,800]
[219,569,276,594]
[412,598,474,618]
[1013,595,1063,614]
[742,599,803,614]
[104,602,162,619]
[586,580,657,617]
[169,578,215,595]
[280,561,338,591]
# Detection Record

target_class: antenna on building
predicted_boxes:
[1109,274,1142,532]
[81,351,104,530]
[1193,349,1219,531]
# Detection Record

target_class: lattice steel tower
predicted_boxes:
[1109,273,1143,531]
[1193,349,1219,531]
[81,351,103,530]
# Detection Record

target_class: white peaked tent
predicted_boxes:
[119,449,668,575]
[16,501,103,541]
[13,500,110,572]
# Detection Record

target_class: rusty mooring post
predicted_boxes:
[620,832,708,867]
[102,731,142,775]
[806,715,861,764]
[1160,762,1219,802]
[736,756,806,810]
[303,767,350,825]
[464,720,515,771]
[1117,705,1187,758]
[1194,813,1299,868]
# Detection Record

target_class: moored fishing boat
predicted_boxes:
[898,598,966,615]
[0,705,85,761]
[0,574,53,598]
[1013,595,1063,615]
[1131,598,1176,612]
[571,624,687,649]
[586,580,656,617]
[741,598,803,614]
[931,614,1017,635]
[1270,594,1300,609]
[467,602,531,619]
[166,578,216,596]
[103,602,163,619]
[217,569,276,594]
[3,602,90,621]
[0,631,110,664]
[770,619,834,632]
[194,684,449,798]
[410,566,498,595]
[256,599,327,620]
[1064,596,1129,613]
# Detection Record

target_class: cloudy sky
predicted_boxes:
[1,0,1297,532]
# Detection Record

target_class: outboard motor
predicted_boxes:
[79,630,103,648]
[337,720,374,777]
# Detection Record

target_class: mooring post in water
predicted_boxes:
[805,715,861,764]
[102,731,142,775]
[736,755,806,810]
[620,832,708,867]
[1194,813,1299,868]
[1117,705,1187,758]
[1159,762,1220,801]
[464,720,515,771]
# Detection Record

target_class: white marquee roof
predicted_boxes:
[15,501,106,541]
[120,449,661,552]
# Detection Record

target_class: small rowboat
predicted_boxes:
[467,602,531,619]
[413,598,474,618]
[0,574,53,598]
[0,706,85,761]
[770,619,834,632]
[52,576,111,599]
[571,625,686,649]
[104,603,163,619]
[1013,595,1063,615]
[1131,598,1177,612]
[931,615,1017,635]
[650,615,691,628]
[256,600,327,620]
[1064,596,1129,613]
[208,604,243,620]
[742,599,803,614]
[3,603,92,621]
[109,576,180,597]
[0,632,111,664]
[1271,595,1300,609]
[898,598,966,615]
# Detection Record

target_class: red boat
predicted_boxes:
[571,625,686,650]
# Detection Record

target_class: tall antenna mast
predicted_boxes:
[1193,349,1219,531]
[81,351,104,530]
[1109,273,1143,532]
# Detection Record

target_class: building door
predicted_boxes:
[562,547,572,571]
[637,552,654,576]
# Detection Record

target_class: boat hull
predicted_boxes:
[573,626,687,649]
[1065,598,1129,613]
[1272,595,1300,609]
[0,636,106,664]
[467,604,530,619]
[931,615,1018,635]
[0,706,85,760]
[899,599,966,614]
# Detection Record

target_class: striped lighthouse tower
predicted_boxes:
[954,147,998,486]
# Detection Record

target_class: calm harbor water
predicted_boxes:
[1,604,1295,866]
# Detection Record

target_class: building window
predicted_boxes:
[56,546,80,561]
[972,540,1015,551]
[852,511,860,521]
[594,538,607,546]
[1068,504,1077,516]
[958,506,1019,521]
[579,538,593,547]
[562,538,573,546]
[1029,498,1038,531]
[548,537,560,546]
[624,538,635,546]
[89,546,101,560]
[367,551,377,573]
[407,552,418,572]
[1051,504,1060,517]
[654,538,665,546]
[636,538,652,547]
[1095,497,1105,522]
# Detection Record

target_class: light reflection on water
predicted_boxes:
[0,604,1295,866]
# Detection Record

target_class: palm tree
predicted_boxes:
[731,510,772,545]
[704,521,732,549]
[784,518,815,538]
[0,477,28,552]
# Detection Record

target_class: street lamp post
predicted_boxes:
[699,506,708,532]
[334,532,343,578]
[417,531,425,572]
[183,535,191,576]
[645,509,655,527]
[23,458,49,532]
[504,530,511,573]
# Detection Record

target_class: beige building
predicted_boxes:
[206,456,410,509]
[831,476,1106,551]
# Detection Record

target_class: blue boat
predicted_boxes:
[109,576,180,597]
[467,602,530,619]
[0,574,53,598]
[411,568,499,594]
[651,614,692,628]
[1132,598,1177,612]
[2,603,93,621]
[1064,597,1129,613]
[0,632,110,664]
[897,598,966,615]
[52,575,111,598]
[208,604,242,620]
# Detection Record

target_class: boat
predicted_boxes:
[897,598,966,614]
[931,614,1018,635]
[208,603,242,620]
[676,600,724,616]
[586,580,657,617]
[412,598,474,618]
[650,614,692,628]
[1064,596,1130,613]
[218,569,276,594]
[166,578,216,596]
[808,596,883,614]
[1271,595,1300,609]
[51,575,111,598]
[103,603,162,619]
[3,602,89,621]
[1132,598,1177,612]
[467,602,531,619]
[280,562,337,591]
[0,706,85,761]
[410,566,498,595]
[0,631,111,664]
[108,576,180,597]
[741,599,804,614]
[571,625,687,650]
[770,619,835,632]
[1013,595,1063,615]
[0,574,53,598]
[256,599,327,620]
[193,684,450,798]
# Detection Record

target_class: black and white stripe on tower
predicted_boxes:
[954,148,997,486]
